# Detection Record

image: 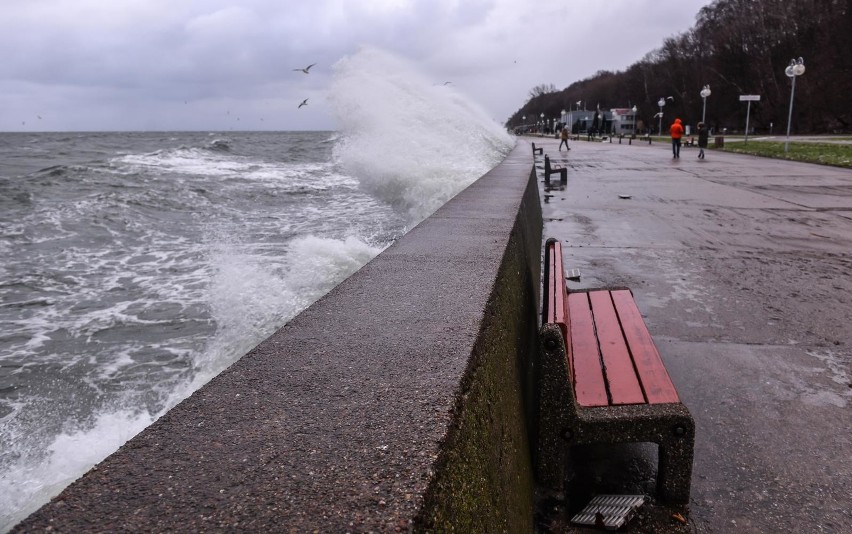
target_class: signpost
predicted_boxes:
[739,95,760,144]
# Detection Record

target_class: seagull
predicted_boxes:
[298,98,309,108]
[666,96,674,101]
[293,63,316,74]
[443,81,452,85]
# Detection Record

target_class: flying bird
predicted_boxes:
[293,63,316,74]
[298,98,309,108]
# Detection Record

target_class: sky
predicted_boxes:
[1,0,714,132]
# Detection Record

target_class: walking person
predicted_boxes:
[559,127,570,151]
[670,118,684,158]
[697,121,709,159]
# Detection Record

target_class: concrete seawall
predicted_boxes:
[15,141,542,532]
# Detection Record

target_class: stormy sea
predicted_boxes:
[0,47,514,530]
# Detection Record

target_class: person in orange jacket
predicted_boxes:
[670,118,684,158]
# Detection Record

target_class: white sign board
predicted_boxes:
[739,95,761,101]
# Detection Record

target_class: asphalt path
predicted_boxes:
[531,136,852,533]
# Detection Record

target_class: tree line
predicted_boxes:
[508,0,851,135]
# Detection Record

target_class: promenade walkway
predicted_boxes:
[530,136,852,532]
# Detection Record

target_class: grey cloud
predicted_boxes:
[0,0,713,131]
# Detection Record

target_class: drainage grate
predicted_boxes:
[570,494,646,530]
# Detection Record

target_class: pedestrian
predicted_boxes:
[697,121,708,159]
[670,118,684,158]
[559,127,570,151]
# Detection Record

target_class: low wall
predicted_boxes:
[15,142,543,532]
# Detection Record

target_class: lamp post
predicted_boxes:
[522,115,526,132]
[700,85,711,123]
[631,105,637,136]
[784,57,805,153]
[657,97,666,136]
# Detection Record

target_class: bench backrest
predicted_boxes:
[543,239,681,407]
[542,238,568,338]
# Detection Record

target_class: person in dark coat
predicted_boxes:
[559,127,570,151]
[697,122,709,159]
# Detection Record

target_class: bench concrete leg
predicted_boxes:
[536,324,573,492]
[658,437,694,504]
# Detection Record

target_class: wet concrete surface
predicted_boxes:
[532,137,852,533]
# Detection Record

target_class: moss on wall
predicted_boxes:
[416,168,542,531]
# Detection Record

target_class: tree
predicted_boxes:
[505,0,850,133]
[528,84,557,100]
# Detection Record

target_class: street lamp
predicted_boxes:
[700,85,711,123]
[657,97,666,136]
[784,57,805,153]
[631,105,637,136]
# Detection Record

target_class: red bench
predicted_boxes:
[536,238,694,503]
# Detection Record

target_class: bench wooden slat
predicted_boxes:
[610,290,680,404]
[588,291,646,405]
[566,292,609,407]
[549,244,567,338]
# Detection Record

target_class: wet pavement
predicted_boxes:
[530,136,852,533]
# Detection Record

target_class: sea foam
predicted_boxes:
[329,45,514,224]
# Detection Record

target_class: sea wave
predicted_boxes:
[328,45,514,224]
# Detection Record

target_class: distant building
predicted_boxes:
[560,107,640,135]
[610,108,639,135]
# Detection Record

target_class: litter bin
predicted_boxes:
[714,136,724,148]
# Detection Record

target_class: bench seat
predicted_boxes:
[536,238,694,503]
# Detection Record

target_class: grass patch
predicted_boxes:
[720,141,852,169]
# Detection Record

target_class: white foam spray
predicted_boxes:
[1,410,156,531]
[183,234,385,390]
[329,45,515,224]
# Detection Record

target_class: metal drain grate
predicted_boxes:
[570,494,646,530]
